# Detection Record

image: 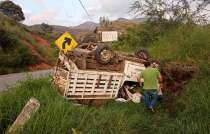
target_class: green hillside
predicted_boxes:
[150,25,210,132]
[0,13,56,74]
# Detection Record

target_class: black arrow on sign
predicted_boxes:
[62,37,72,49]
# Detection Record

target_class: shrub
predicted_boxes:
[0,29,34,72]
[0,29,16,51]
[113,21,179,52]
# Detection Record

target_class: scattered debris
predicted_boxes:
[28,63,51,71]
[115,98,128,103]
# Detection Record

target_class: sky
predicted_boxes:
[6,0,134,26]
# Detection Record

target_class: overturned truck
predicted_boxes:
[53,43,149,100]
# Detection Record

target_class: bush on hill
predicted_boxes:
[113,21,179,53]
[0,29,34,74]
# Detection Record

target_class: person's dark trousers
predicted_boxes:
[143,90,158,109]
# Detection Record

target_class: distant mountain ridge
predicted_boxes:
[72,21,99,30]
[30,17,146,31]
[28,17,147,43]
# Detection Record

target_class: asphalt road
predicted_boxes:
[0,69,53,91]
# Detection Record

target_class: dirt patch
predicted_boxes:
[21,39,49,64]
[30,33,50,47]
[28,63,51,71]
[21,39,52,71]
[161,62,198,111]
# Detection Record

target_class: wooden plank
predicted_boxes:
[70,79,120,83]
[111,76,117,97]
[66,97,114,100]
[66,88,118,92]
[72,72,78,94]
[67,88,118,93]
[64,72,70,97]
[70,75,121,80]
[69,83,119,89]
[66,92,116,96]
[70,70,123,76]
[68,84,119,89]
[82,73,88,98]
[91,76,97,95]
[65,94,116,100]
[114,75,124,97]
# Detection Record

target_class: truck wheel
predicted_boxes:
[95,45,114,64]
[135,49,149,60]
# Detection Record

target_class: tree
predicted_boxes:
[0,0,25,21]
[41,23,53,33]
[99,16,110,27]
[131,0,210,25]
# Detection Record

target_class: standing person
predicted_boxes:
[139,61,162,112]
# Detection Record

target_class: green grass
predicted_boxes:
[113,24,210,133]
[1,21,210,133]
[149,25,210,64]
[0,77,174,134]
[0,73,209,134]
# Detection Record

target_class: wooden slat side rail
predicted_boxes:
[82,73,88,98]
[65,70,124,99]
[103,75,109,93]
[72,72,78,94]
[64,71,70,97]
[110,76,117,97]
[91,76,97,95]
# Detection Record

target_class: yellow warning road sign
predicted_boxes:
[55,32,78,53]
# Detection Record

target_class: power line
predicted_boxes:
[77,0,92,20]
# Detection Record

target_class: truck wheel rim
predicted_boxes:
[100,49,112,61]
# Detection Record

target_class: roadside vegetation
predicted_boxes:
[0,0,210,133]
[0,22,209,133]
[113,21,210,133]
[0,76,208,134]
[0,12,56,74]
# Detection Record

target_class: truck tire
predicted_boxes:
[135,49,149,60]
[95,45,114,64]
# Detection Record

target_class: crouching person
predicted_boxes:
[139,61,162,112]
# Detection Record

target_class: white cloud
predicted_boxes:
[85,0,133,21]
[24,9,57,25]
[22,0,135,26]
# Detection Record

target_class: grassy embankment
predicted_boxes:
[0,24,209,133]
[0,13,56,74]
